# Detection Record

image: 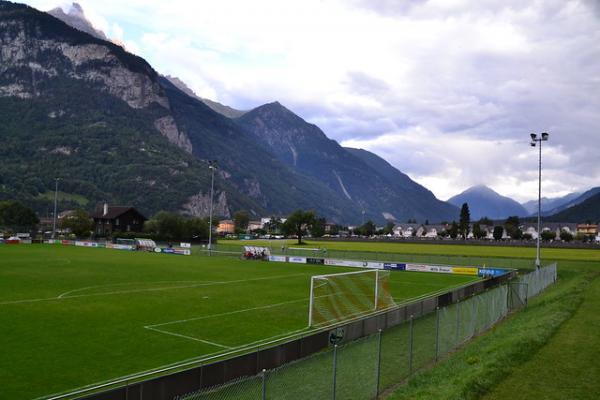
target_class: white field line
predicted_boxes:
[0,273,312,306]
[145,297,309,328]
[57,280,214,299]
[144,326,233,349]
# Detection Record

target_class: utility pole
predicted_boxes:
[208,160,217,255]
[51,178,60,239]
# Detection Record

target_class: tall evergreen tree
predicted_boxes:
[459,203,471,239]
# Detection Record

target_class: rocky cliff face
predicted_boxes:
[181,191,231,218]
[0,6,192,153]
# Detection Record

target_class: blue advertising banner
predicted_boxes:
[478,268,508,277]
[383,263,406,270]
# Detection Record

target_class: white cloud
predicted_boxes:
[20,0,600,203]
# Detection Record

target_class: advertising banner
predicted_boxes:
[180,242,191,248]
[324,259,364,268]
[107,243,135,251]
[269,255,287,262]
[384,263,406,270]
[153,247,191,255]
[364,262,385,269]
[451,267,479,275]
[405,264,454,273]
[478,268,508,277]
[61,240,74,246]
[75,241,100,248]
[288,256,307,264]
[306,257,325,265]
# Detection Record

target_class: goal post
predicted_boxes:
[308,269,396,327]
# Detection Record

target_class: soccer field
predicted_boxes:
[0,245,479,399]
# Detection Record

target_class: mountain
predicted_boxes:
[546,192,600,223]
[158,77,359,221]
[543,187,600,216]
[0,1,362,222]
[164,75,246,119]
[521,192,581,215]
[235,102,458,223]
[0,1,257,217]
[47,2,107,40]
[0,1,463,224]
[448,185,528,220]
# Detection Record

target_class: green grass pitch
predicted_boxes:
[0,244,479,399]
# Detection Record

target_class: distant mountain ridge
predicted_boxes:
[543,187,600,216]
[448,185,528,220]
[521,192,581,215]
[235,102,458,223]
[547,192,600,223]
[163,75,247,119]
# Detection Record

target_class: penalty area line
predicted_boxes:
[144,326,233,349]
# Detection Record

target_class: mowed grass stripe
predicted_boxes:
[0,244,477,399]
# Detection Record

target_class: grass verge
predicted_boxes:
[384,268,596,400]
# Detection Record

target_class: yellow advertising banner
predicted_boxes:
[451,267,479,275]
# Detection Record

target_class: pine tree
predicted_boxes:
[459,203,470,239]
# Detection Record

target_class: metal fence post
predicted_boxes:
[262,369,267,400]
[376,329,382,398]
[408,315,414,375]
[332,344,338,400]
[435,307,440,361]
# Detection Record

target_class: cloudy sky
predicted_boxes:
[23,0,600,202]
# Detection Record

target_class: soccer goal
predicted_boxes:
[308,269,396,327]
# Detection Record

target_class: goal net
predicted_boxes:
[308,270,396,327]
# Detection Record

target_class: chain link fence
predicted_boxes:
[177,263,557,400]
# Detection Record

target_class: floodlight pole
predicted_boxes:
[208,160,217,256]
[530,133,549,269]
[51,177,60,239]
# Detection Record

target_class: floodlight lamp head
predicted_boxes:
[530,133,537,141]
[541,132,549,141]
[530,142,536,147]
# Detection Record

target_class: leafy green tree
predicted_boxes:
[182,218,209,241]
[311,217,326,238]
[459,203,470,239]
[493,226,504,240]
[59,209,92,237]
[472,222,486,239]
[383,221,395,235]
[449,221,459,239]
[559,230,574,242]
[504,216,521,239]
[0,200,39,230]
[357,220,377,236]
[233,210,249,232]
[282,210,315,244]
[144,212,183,242]
[541,230,556,241]
[478,217,494,226]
